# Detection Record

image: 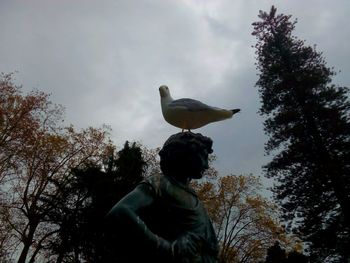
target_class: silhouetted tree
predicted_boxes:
[287,250,309,263]
[265,242,287,263]
[44,141,146,262]
[263,243,309,263]
[252,6,350,262]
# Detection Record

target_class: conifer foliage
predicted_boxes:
[252,6,350,262]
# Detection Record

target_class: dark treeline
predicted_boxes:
[43,141,145,262]
[260,242,308,263]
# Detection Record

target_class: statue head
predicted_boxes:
[159,132,213,181]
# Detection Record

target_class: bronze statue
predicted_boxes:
[106,132,218,262]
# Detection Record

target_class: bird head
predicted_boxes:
[159,85,171,98]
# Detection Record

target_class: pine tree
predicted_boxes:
[287,250,309,263]
[265,241,287,263]
[252,6,350,262]
[44,141,146,262]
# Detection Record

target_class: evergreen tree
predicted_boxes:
[287,250,309,263]
[263,243,309,263]
[252,6,350,262]
[265,242,287,263]
[44,141,146,262]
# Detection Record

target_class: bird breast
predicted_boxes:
[162,107,211,130]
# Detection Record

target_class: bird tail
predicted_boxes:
[214,108,240,121]
[231,109,241,115]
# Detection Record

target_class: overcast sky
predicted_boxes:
[1,0,349,184]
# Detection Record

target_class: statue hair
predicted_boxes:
[159,132,213,177]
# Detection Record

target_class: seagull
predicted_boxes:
[159,85,240,131]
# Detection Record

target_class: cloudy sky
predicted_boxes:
[1,0,349,183]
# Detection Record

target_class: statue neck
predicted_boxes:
[166,173,191,186]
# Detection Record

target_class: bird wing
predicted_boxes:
[168,98,217,112]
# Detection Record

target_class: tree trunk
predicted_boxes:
[17,240,31,263]
[17,222,38,263]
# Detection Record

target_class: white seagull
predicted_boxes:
[159,85,240,131]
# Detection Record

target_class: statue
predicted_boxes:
[105,132,219,262]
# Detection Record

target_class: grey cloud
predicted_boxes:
[0,0,349,184]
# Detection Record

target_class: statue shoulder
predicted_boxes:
[140,174,168,196]
[141,174,184,197]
